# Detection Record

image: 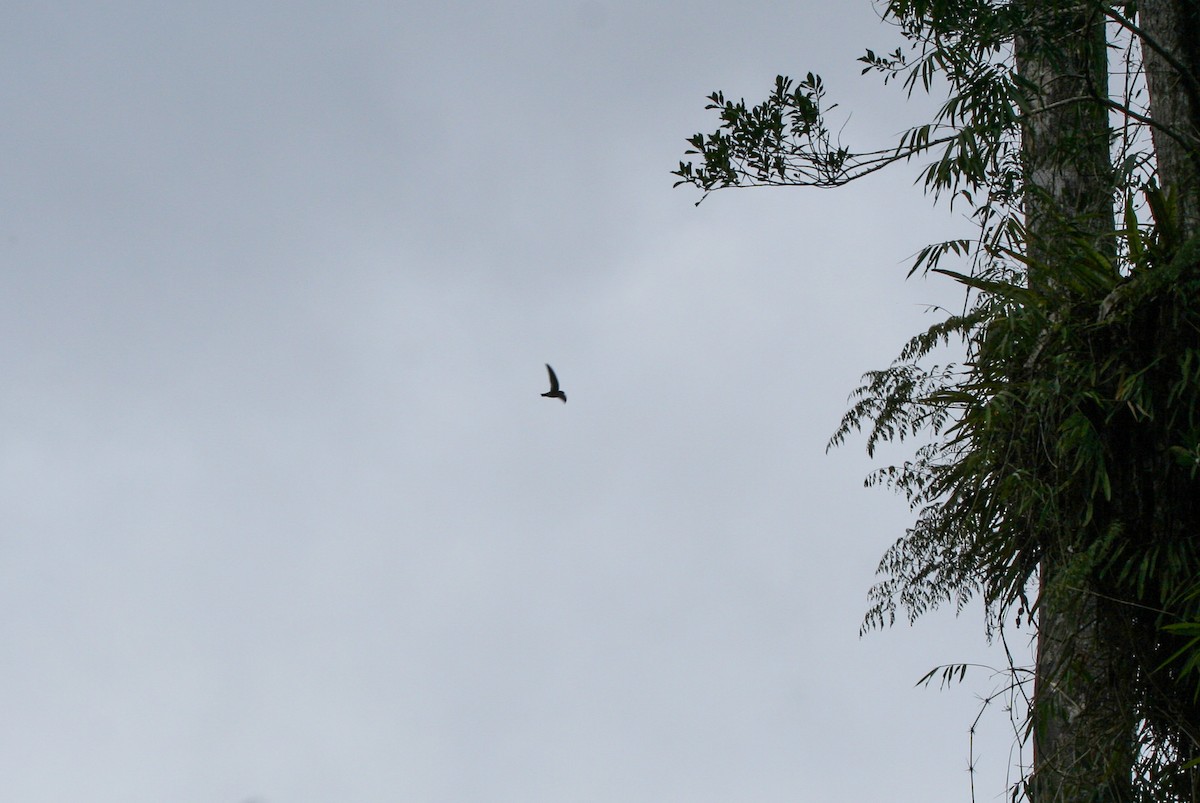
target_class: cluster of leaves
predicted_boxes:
[671,73,851,197]
[833,185,1200,632]
[672,0,1029,241]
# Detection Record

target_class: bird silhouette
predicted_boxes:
[541,363,566,402]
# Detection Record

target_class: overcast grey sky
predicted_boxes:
[1,3,1024,802]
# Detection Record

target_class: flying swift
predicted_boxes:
[541,363,566,403]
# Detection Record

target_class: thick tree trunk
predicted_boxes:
[1016,7,1134,801]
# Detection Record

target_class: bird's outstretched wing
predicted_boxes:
[545,363,560,393]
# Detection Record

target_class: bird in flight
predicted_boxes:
[541,363,567,403]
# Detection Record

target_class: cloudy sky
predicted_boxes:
[1,2,1024,801]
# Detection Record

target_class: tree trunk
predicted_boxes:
[1016,6,1135,801]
